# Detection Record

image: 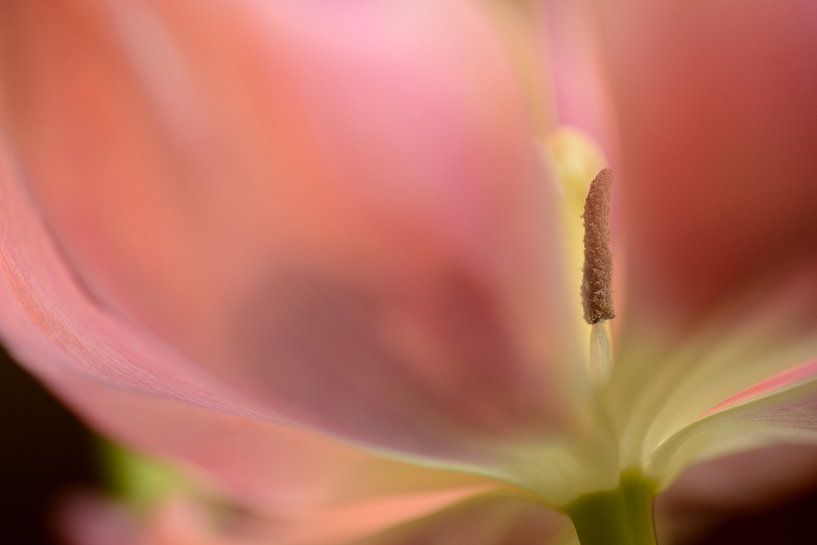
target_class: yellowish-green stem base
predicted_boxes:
[565,468,658,545]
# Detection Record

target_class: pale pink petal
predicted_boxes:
[42,365,495,513]
[149,491,495,545]
[0,139,545,498]
[60,493,141,545]
[62,492,567,545]
[538,0,617,152]
[0,0,579,459]
[593,1,817,456]
[0,142,261,417]
[594,0,817,334]
[360,495,567,545]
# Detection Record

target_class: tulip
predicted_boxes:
[1,0,817,544]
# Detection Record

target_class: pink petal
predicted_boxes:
[44,365,495,513]
[594,0,817,336]
[0,142,260,417]
[61,491,565,545]
[709,359,817,415]
[538,0,617,152]
[60,494,141,545]
[348,495,566,545]
[0,1,578,459]
[591,1,817,453]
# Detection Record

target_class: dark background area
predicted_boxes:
[2,345,817,545]
[1,348,98,545]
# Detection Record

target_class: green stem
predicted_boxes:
[565,468,658,545]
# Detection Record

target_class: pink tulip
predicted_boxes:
[1,1,817,544]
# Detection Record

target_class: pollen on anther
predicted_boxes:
[581,168,614,324]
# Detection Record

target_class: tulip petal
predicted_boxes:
[62,491,568,545]
[0,139,593,504]
[595,0,817,332]
[60,494,141,545]
[0,142,262,417]
[608,278,817,469]
[538,0,617,152]
[43,364,496,513]
[0,0,581,461]
[647,374,817,488]
[360,495,569,545]
[592,0,817,466]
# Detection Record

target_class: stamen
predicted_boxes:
[589,321,613,384]
[581,168,615,324]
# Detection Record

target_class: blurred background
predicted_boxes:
[4,344,817,545]
[1,347,97,545]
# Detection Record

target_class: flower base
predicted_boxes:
[565,468,658,545]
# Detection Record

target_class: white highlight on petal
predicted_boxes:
[647,368,817,490]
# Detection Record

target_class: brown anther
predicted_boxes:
[581,168,615,324]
